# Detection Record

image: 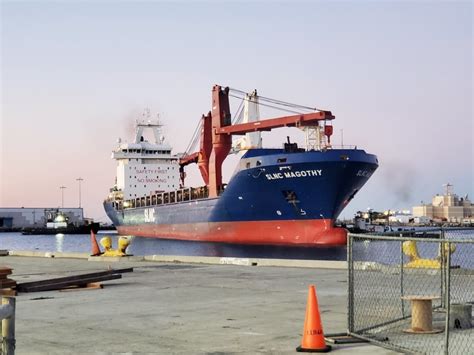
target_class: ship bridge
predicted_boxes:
[112,117,180,200]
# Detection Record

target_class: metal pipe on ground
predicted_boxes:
[16,268,133,292]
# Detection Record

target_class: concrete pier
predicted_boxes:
[2,256,397,354]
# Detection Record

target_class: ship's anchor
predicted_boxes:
[402,240,456,269]
[251,168,265,178]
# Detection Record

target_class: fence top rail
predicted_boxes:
[348,233,474,244]
[369,229,442,237]
[351,227,474,236]
[442,227,474,232]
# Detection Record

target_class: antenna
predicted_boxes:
[443,183,453,195]
[76,177,84,208]
[143,108,151,119]
[59,186,67,208]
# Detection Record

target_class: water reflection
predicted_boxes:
[0,232,347,260]
[55,233,64,252]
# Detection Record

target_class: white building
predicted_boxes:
[0,208,84,229]
[412,184,474,223]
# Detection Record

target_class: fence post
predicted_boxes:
[1,296,16,355]
[444,241,451,355]
[440,228,446,309]
[347,233,354,333]
[399,235,405,317]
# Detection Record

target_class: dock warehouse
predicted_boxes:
[0,208,84,229]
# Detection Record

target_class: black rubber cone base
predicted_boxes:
[296,344,332,353]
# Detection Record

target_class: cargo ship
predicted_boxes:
[104,85,378,246]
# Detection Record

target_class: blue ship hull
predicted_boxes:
[104,148,378,246]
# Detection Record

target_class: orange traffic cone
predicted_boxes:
[90,229,102,256]
[296,285,331,353]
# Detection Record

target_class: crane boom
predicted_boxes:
[216,111,334,135]
[179,152,199,166]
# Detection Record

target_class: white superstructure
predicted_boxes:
[112,119,180,200]
[233,90,262,152]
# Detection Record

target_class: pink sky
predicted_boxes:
[1,1,472,222]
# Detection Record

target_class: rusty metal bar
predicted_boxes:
[19,274,122,293]
[16,268,132,291]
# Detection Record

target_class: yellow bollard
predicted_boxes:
[402,240,455,269]
[100,236,131,256]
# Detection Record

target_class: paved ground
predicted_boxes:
[1,256,398,354]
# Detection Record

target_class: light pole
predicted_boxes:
[59,186,66,208]
[76,177,84,208]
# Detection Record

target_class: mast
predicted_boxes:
[233,90,262,151]
[208,85,232,198]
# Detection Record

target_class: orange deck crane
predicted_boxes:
[179,85,335,198]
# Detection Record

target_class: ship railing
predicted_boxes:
[305,144,358,151]
[262,145,358,151]
[117,186,210,211]
[326,144,358,150]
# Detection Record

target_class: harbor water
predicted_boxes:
[1,229,473,266]
[0,232,347,260]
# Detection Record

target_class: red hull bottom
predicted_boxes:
[116,219,347,247]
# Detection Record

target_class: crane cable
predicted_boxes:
[232,97,245,125]
[228,93,305,115]
[183,119,202,156]
[229,87,326,112]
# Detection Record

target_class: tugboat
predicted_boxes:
[22,209,93,235]
[104,85,378,246]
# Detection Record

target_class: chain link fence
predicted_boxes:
[348,229,474,354]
